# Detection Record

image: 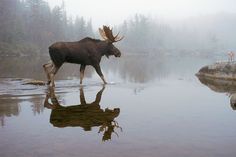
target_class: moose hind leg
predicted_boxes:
[93,64,107,84]
[43,61,53,84]
[49,64,60,87]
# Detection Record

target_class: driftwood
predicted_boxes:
[22,80,46,86]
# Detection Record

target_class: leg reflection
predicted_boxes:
[44,85,121,141]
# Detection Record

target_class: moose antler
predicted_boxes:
[99,28,108,40]
[99,25,124,43]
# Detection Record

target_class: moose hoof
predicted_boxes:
[49,84,55,88]
[48,82,55,87]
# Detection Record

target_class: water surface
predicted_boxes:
[0,55,236,157]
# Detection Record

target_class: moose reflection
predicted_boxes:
[44,86,121,141]
[197,76,236,110]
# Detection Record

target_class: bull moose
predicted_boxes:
[43,26,123,87]
[44,86,122,141]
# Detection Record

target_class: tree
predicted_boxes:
[0,0,95,56]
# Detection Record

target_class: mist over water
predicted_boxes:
[48,0,236,27]
[1,0,236,57]
[1,55,236,157]
[1,0,236,157]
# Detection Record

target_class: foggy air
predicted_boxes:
[1,1,236,157]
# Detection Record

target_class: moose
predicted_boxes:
[43,26,123,87]
[44,86,122,141]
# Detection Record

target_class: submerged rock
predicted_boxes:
[196,62,236,80]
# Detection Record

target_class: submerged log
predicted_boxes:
[22,80,46,86]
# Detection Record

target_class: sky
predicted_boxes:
[47,0,236,27]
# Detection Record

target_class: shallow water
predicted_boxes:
[0,55,236,157]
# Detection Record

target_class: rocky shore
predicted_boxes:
[196,62,236,80]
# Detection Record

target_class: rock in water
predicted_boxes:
[196,62,236,80]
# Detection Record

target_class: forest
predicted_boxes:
[0,0,94,56]
[1,0,236,57]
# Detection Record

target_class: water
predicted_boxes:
[0,55,236,157]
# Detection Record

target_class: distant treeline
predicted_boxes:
[0,0,94,56]
[1,0,236,57]
[119,13,236,56]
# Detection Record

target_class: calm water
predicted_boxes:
[0,55,236,157]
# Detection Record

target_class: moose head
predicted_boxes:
[99,26,124,58]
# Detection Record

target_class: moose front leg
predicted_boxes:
[79,87,86,104]
[93,85,105,104]
[80,64,86,84]
[93,64,107,84]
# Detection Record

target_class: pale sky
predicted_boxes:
[47,0,236,27]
